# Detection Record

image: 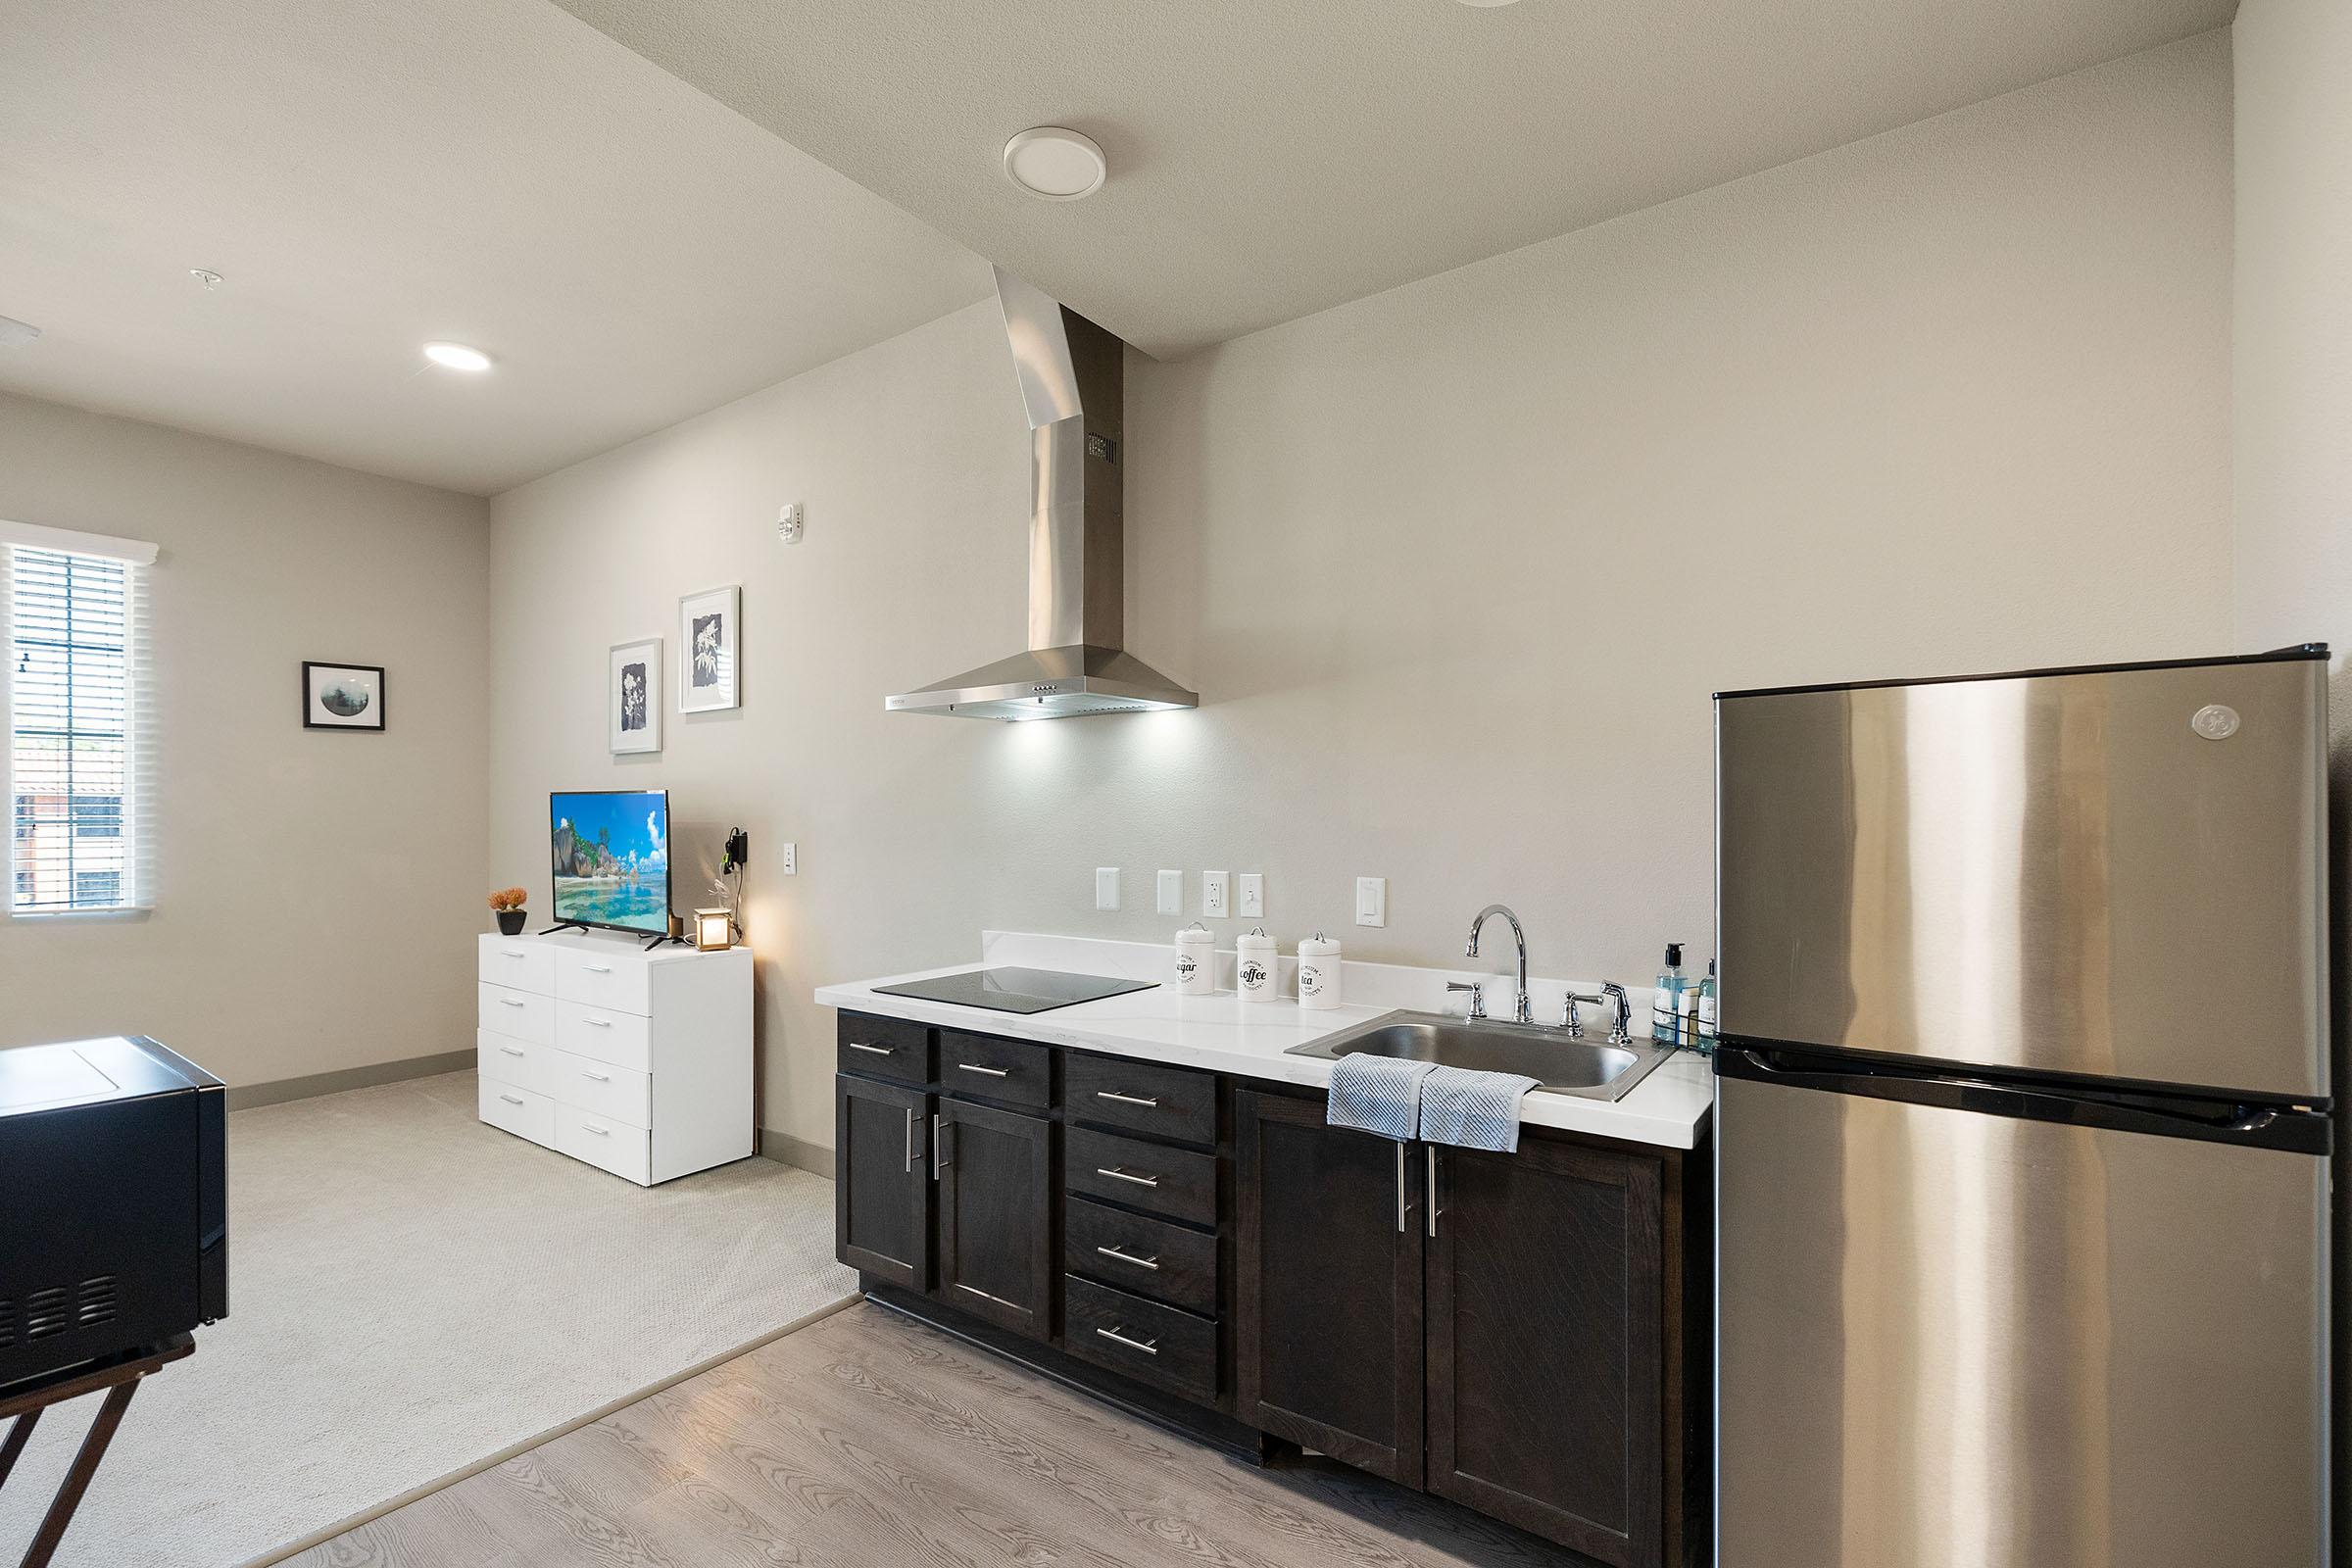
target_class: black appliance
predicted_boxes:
[0,1037,227,1397]
[872,967,1155,1014]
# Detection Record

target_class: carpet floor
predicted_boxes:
[0,1070,855,1568]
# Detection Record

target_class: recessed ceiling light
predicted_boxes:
[188,269,223,289]
[422,341,493,372]
[1002,126,1106,201]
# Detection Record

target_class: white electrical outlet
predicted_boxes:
[1096,867,1120,910]
[780,842,797,875]
[776,502,805,544]
[1354,876,1387,928]
[1238,873,1264,918]
[1202,871,1230,918]
[1156,869,1182,915]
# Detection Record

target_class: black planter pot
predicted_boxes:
[495,909,527,936]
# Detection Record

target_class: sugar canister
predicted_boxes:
[1174,922,1216,995]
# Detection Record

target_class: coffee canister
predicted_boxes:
[1174,922,1216,995]
[1236,928,1278,1003]
[1296,932,1342,1009]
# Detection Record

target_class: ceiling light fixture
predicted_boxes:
[189,269,223,289]
[1002,126,1106,201]
[422,341,493,372]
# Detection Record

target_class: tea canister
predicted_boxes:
[1296,932,1343,1009]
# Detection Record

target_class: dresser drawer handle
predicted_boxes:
[582,1069,612,1083]
[957,1063,1011,1078]
[584,964,613,974]
[1095,1090,1160,1108]
[848,1042,895,1055]
[1095,1245,1160,1272]
[1096,1166,1159,1188]
[501,949,528,958]
[583,1123,611,1137]
[498,1045,524,1056]
[498,1094,524,1106]
[583,1018,612,1029]
[1095,1325,1158,1356]
[497,998,525,1007]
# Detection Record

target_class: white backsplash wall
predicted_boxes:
[489,34,2235,1155]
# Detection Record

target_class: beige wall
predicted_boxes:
[490,33,2236,1152]
[0,392,490,1087]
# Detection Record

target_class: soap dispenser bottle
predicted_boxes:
[1651,943,1687,1045]
[1695,958,1717,1052]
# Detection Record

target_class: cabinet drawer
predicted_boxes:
[476,1029,552,1096]
[477,982,553,1046]
[1065,1053,1216,1147]
[547,1044,652,1127]
[554,947,652,1015]
[837,1013,933,1084]
[939,1031,1051,1109]
[1063,1275,1218,1405]
[478,1077,555,1147]
[1064,1127,1218,1227]
[557,1001,653,1074]
[1064,1197,1218,1316]
[554,1102,652,1185]
[477,936,554,997]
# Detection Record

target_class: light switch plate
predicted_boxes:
[780,842,797,876]
[1096,867,1121,910]
[1156,869,1183,915]
[1354,876,1387,927]
[1202,871,1230,918]
[1237,873,1264,918]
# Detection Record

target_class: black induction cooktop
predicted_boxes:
[872,966,1156,1014]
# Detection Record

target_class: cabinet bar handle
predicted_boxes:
[956,1283,1022,1309]
[1095,1090,1159,1107]
[1395,1142,1407,1234]
[956,1062,1011,1078]
[584,1123,611,1137]
[499,998,525,1007]
[498,1094,524,1105]
[1095,1326,1159,1356]
[904,1106,916,1173]
[1427,1147,1441,1238]
[1095,1245,1160,1271]
[583,1069,611,1083]
[584,1018,612,1029]
[849,1042,895,1055]
[501,949,527,957]
[585,964,613,974]
[1096,1166,1159,1188]
[934,1113,950,1176]
[498,1045,523,1056]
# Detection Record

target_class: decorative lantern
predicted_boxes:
[693,907,734,952]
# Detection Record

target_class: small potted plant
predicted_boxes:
[488,886,529,936]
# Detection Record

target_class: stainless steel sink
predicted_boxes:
[1287,1009,1677,1102]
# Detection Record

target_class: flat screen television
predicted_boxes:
[550,789,671,937]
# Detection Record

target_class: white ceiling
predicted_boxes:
[553,0,2234,357]
[0,0,993,495]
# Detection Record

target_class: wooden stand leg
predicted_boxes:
[19,1379,140,1568]
[0,1412,38,1491]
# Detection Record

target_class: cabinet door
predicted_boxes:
[835,1075,931,1292]
[1426,1138,1664,1568]
[935,1097,1054,1340]
[1235,1090,1424,1486]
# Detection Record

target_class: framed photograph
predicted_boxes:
[609,638,662,753]
[301,661,385,731]
[678,584,741,712]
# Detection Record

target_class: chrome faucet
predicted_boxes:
[1464,905,1534,1025]
[1564,982,1633,1044]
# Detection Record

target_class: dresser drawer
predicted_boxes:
[477,936,555,997]
[547,1044,652,1127]
[476,1029,553,1096]
[939,1030,1051,1109]
[477,982,553,1046]
[1064,1127,1218,1227]
[554,946,652,1015]
[1063,1275,1217,1405]
[554,1102,652,1185]
[557,1001,653,1074]
[478,1077,555,1146]
[837,1013,933,1084]
[1065,1053,1216,1147]
[1064,1197,1218,1316]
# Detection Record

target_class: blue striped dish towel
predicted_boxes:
[1327,1054,1441,1143]
[1418,1064,1540,1152]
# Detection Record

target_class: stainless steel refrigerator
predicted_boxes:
[1713,647,2331,1568]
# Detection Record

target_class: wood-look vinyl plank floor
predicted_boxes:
[284,1301,1586,1568]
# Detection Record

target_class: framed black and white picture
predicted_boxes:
[609,638,662,754]
[301,661,385,731]
[678,584,741,712]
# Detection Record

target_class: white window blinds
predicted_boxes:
[4,536,156,913]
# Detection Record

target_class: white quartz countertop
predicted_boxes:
[814,933,1713,1150]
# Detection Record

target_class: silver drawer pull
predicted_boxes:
[583,1123,611,1137]
[1095,1090,1160,1108]
[582,1069,611,1083]
[1095,1326,1158,1356]
[501,949,527,958]
[1096,1245,1160,1271]
[498,1045,524,1056]
[585,964,613,974]
[957,1063,1011,1078]
[1096,1166,1159,1188]
[848,1042,895,1055]
[498,998,525,1007]
[498,1094,524,1106]
[955,1283,1022,1309]
[584,1018,612,1029]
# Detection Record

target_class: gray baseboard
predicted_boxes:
[759,1127,833,1176]
[226,1049,475,1110]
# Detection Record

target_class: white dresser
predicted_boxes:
[475,931,753,1185]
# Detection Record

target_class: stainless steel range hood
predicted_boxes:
[887,269,1197,720]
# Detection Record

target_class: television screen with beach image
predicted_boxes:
[551,789,670,935]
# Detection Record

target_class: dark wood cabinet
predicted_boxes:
[834,1073,931,1293]
[1234,1090,1425,1486]
[933,1096,1054,1340]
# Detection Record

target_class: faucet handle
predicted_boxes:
[1596,981,1633,1044]
[1444,980,1486,1020]
[1562,991,1601,1038]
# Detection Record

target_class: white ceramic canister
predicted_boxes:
[1296,932,1343,1009]
[1236,928,1278,1003]
[1174,922,1217,996]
